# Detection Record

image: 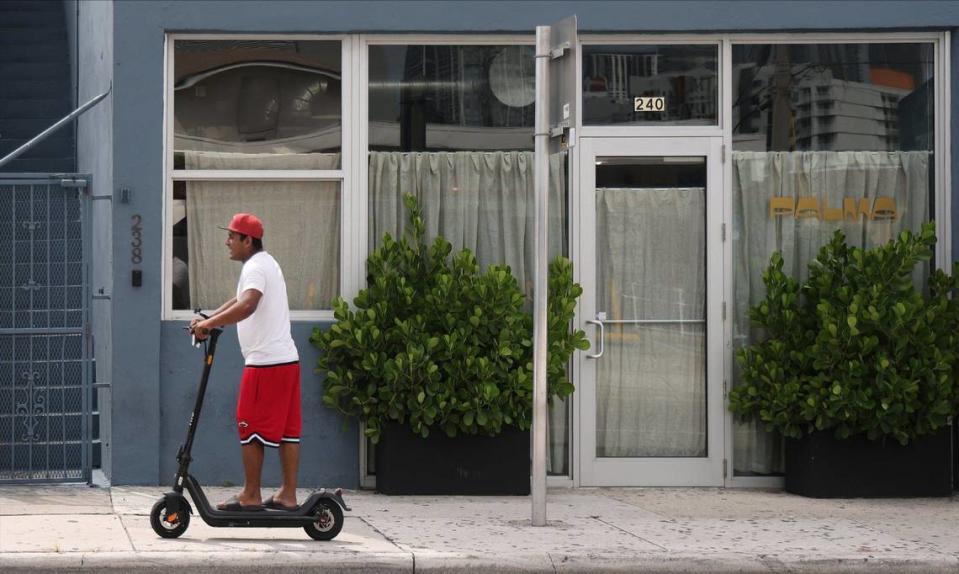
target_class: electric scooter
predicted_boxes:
[150,313,349,541]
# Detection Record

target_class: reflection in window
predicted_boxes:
[367,44,564,287]
[582,44,718,126]
[369,45,534,151]
[173,40,342,169]
[170,40,343,314]
[733,44,934,152]
[730,43,935,477]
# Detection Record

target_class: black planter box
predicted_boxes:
[954,423,959,491]
[375,422,530,495]
[785,426,953,498]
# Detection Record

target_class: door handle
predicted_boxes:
[585,319,605,359]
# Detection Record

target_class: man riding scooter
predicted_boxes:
[191,212,301,512]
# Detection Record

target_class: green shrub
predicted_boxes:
[729,222,959,445]
[311,194,589,443]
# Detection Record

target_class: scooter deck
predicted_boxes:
[176,476,349,527]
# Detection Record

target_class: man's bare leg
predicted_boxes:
[219,442,264,508]
[272,442,299,508]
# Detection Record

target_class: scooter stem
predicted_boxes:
[174,328,223,490]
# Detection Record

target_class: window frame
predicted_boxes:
[578,38,724,134]
[160,31,951,492]
[357,34,538,299]
[358,34,573,488]
[720,32,951,489]
[163,33,354,321]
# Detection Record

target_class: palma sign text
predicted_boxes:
[769,196,898,221]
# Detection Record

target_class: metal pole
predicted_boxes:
[0,85,111,170]
[532,24,550,528]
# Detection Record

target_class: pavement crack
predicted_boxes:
[116,498,137,552]
[357,516,406,552]
[547,552,557,572]
[592,516,668,551]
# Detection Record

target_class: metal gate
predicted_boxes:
[0,174,92,483]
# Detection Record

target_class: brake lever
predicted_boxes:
[188,308,211,348]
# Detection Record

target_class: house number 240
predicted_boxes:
[634,96,666,112]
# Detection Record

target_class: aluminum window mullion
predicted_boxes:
[171,170,346,181]
[721,35,737,488]
[728,32,942,45]
[163,34,173,320]
[936,33,952,269]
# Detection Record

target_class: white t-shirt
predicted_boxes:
[235,251,299,366]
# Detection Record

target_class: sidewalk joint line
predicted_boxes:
[595,491,671,520]
[358,516,409,554]
[356,517,415,571]
[592,516,669,551]
[114,490,137,553]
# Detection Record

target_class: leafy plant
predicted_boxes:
[729,222,959,445]
[311,194,589,443]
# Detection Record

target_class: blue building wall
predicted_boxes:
[109,1,959,485]
[158,323,357,488]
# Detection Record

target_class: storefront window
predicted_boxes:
[169,39,344,314]
[731,43,936,476]
[367,44,569,475]
[171,179,340,311]
[173,40,342,169]
[582,44,718,126]
[367,44,567,292]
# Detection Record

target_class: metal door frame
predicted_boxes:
[574,137,725,487]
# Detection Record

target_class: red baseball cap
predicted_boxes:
[220,213,264,239]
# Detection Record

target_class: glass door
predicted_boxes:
[576,137,724,486]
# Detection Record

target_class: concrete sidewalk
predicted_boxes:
[1,485,957,573]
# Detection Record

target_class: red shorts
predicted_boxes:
[236,362,301,447]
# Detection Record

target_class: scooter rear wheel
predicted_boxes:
[150,498,191,538]
[303,499,343,541]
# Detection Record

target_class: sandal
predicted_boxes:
[263,495,298,511]
[217,495,263,511]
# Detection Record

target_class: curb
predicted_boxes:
[4,551,958,573]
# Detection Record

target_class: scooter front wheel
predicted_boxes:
[303,499,343,541]
[150,498,191,538]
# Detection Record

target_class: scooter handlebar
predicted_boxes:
[187,309,222,347]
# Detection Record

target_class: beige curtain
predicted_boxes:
[369,151,567,294]
[595,187,707,457]
[368,150,570,474]
[185,151,341,310]
[732,150,931,474]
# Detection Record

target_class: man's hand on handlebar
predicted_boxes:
[190,312,212,341]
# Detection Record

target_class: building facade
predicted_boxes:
[3,1,956,489]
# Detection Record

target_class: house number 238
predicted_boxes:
[131,214,143,264]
